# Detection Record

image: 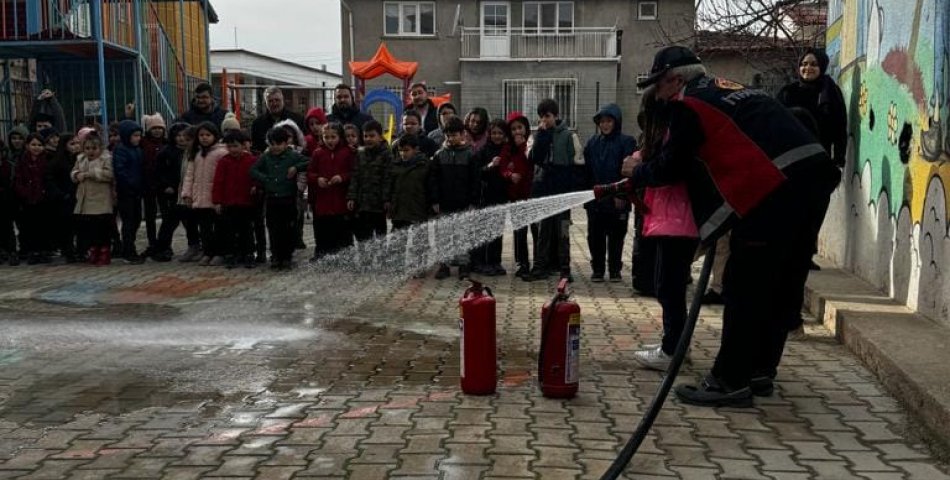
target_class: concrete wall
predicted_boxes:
[824,0,950,326]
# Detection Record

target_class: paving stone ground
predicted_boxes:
[0,210,948,479]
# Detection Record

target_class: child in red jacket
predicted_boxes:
[212,130,259,269]
[306,122,355,260]
[502,112,534,278]
[14,134,51,264]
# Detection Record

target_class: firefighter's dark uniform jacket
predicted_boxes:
[630,75,834,243]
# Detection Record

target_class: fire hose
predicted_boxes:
[592,177,717,479]
[598,238,716,479]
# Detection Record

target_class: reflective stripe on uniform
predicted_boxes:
[773,143,826,170]
[700,203,735,240]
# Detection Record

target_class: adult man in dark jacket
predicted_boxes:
[328,84,374,131]
[584,103,637,282]
[405,82,439,135]
[621,46,841,407]
[251,86,306,154]
[177,83,229,127]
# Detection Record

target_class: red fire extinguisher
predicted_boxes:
[539,278,581,398]
[459,279,496,395]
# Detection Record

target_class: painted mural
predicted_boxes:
[824,0,950,324]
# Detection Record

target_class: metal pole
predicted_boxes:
[202,0,210,80]
[132,0,143,119]
[91,0,109,131]
[178,0,186,79]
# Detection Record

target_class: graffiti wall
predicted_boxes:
[823,0,950,325]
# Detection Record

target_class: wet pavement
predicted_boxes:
[0,211,948,479]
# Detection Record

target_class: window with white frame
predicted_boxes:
[384,2,436,36]
[638,1,658,20]
[523,2,574,34]
[503,78,577,128]
[636,74,650,93]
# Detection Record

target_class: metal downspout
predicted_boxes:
[92,0,109,131]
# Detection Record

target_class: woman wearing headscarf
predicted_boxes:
[776,48,847,271]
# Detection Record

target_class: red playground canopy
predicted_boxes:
[349,43,419,81]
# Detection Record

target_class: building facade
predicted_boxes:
[0,0,217,135]
[341,0,694,137]
[824,0,950,327]
[210,49,341,127]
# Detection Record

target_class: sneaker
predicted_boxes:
[674,374,754,408]
[179,246,201,263]
[609,271,622,283]
[591,272,605,283]
[457,265,470,280]
[633,345,672,371]
[435,264,451,279]
[198,255,212,266]
[701,290,724,305]
[750,376,775,397]
[209,255,226,266]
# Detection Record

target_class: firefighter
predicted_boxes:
[622,46,841,408]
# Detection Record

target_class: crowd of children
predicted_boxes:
[0,82,640,284]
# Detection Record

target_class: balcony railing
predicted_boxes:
[460,27,618,60]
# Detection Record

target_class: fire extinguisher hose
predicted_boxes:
[599,248,717,480]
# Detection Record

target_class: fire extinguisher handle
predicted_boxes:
[556,278,569,295]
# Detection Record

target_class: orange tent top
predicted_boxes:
[349,43,419,81]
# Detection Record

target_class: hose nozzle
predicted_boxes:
[593,178,633,200]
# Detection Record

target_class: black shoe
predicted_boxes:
[435,264,451,279]
[526,268,550,282]
[809,259,821,271]
[244,258,257,269]
[8,256,19,266]
[514,264,530,278]
[674,374,754,408]
[225,257,238,269]
[256,252,267,264]
[608,271,622,283]
[591,272,605,283]
[124,254,146,265]
[750,376,775,397]
[490,264,506,276]
[701,290,724,305]
[269,261,281,270]
[152,250,173,262]
[458,265,470,280]
[142,246,156,258]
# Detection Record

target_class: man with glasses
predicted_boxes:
[251,86,306,155]
[620,46,840,407]
[178,83,229,127]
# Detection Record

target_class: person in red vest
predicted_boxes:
[621,46,841,408]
